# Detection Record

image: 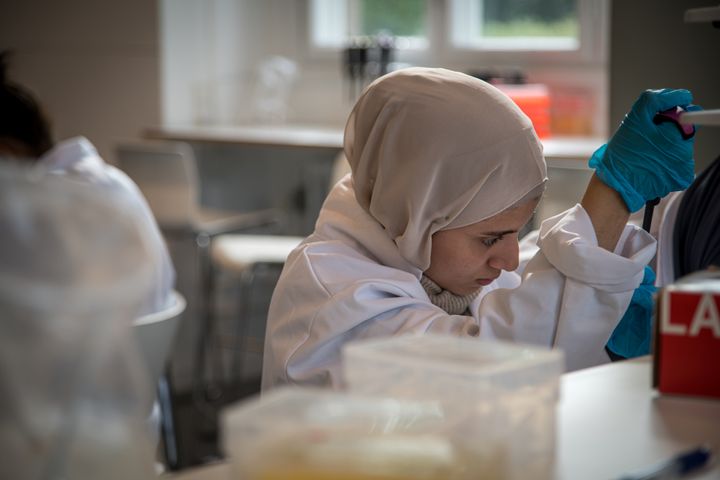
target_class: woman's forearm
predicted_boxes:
[580,173,631,251]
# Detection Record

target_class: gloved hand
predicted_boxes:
[589,89,701,213]
[606,265,657,359]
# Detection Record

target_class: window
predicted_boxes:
[310,0,428,49]
[308,0,605,64]
[361,0,427,39]
[304,0,608,136]
[450,0,578,50]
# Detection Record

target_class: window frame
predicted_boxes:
[444,0,607,66]
[449,0,580,52]
[306,0,433,59]
[301,0,608,67]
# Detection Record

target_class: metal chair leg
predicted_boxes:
[157,373,179,471]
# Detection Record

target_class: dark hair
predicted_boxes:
[0,51,54,158]
[673,154,720,279]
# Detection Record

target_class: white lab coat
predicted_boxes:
[261,176,656,390]
[38,136,175,316]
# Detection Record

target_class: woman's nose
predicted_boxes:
[487,239,520,272]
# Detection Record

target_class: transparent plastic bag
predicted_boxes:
[0,163,158,479]
[252,56,298,123]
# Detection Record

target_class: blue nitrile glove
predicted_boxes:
[606,265,657,359]
[589,89,701,213]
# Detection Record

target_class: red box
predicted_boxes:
[494,83,551,139]
[654,272,720,399]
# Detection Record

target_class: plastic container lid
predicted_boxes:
[225,335,565,479]
[343,335,564,397]
[342,336,563,480]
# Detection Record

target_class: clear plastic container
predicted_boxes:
[222,387,499,480]
[343,335,564,480]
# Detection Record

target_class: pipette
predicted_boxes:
[642,106,697,232]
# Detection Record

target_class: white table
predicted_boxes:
[169,357,719,480]
[557,356,719,479]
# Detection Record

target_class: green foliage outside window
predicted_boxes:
[482,0,577,38]
[354,0,577,41]
[360,0,426,37]
[484,18,577,37]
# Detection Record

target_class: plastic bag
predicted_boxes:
[0,163,158,479]
[252,56,298,123]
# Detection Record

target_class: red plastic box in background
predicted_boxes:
[495,83,551,139]
[654,272,720,400]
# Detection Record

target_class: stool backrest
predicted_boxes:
[133,290,186,391]
[116,142,199,228]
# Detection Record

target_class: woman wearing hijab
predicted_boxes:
[261,68,698,389]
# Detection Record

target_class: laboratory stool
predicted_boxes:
[116,140,280,394]
[203,234,303,395]
[115,140,280,318]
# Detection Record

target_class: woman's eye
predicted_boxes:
[481,236,501,247]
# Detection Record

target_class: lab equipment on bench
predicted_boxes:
[222,388,473,480]
[343,34,397,101]
[654,269,720,399]
[495,83,552,139]
[344,38,369,102]
[343,335,564,480]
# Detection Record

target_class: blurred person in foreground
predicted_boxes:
[0,50,174,316]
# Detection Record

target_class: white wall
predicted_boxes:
[610,0,720,172]
[161,0,609,135]
[0,0,160,163]
[160,0,353,128]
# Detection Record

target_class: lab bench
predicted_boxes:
[145,125,601,158]
[167,356,720,480]
[145,124,603,234]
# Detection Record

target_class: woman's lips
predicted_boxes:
[474,277,496,286]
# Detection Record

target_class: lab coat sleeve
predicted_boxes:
[474,204,657,371]
[262,242,480,389]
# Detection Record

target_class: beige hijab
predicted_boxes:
[344,67,547,271]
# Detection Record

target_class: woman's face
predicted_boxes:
[424,198,540,296]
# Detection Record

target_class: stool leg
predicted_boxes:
[193,232,224,411]
[231,265,256,383]
[157,373,179,470]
